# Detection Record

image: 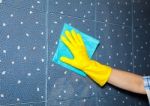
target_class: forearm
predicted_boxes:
[108,68,146,94]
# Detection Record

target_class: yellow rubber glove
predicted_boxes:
[60,30,112,86]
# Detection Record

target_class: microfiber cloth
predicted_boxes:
[52,23,100,77]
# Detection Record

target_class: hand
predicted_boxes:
[60,30,112,86]
[60,30,92,71]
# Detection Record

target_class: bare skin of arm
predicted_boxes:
[108,68,146,94]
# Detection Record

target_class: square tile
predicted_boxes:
[97,88,137,106]
[0,83,45,105]
[0,65,45,85]
[134,94,149,106]
[47,96,99,106]
[94,22,139,105]
[47,68,99,105]
[47,13,99,102]
[133,24,150,76]
[8,102,45,106]
[48,0,95,20]
[95,22,133,71]
[133,25,150,53]
[96,0,132,26]
[0,0,46,13]
[133,51,150,76]
[0,6,46,85]
[133,0,150,27]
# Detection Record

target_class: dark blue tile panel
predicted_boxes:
[134,94,149,106]
[133,23,150,77]
[0,6,46,85]
[97,88,139,106]
[94,22,138,105]
[133,0,150,27]
[133,24,150,54]
[47,13,99,103]
[133,51,150,76]
[95,84,138,106]
[0,83,45,105]
[96,0,132,26]
[0,4,46,106]
[0,0,46,13]
[7,102,45,106]
[95,22,132,71]
[48,0,95,20]
[47,96,99,106]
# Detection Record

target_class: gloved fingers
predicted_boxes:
[71,30,81,46]
[60,56,74,66]
[77,33,85,46]
[65,30,76,47]
[61,36,74,52]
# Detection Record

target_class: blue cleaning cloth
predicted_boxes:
[52,23,100,77]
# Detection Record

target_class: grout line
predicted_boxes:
[94,2,100,106]
[94,0,98,60]
[131,1,137,105]
[94,0,97,22]
[48,12,132,28]
[1,1,130,30]
[45,0,49,106]
[131,0,134,73]
[1,101,46,106]
[55,95,98,102]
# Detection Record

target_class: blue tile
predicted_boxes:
[133,0,150,27]
[8,102,45,106]
[133,24,150,53]
[94,22,139,105]
[95,22,133,71]
[47,96,99,106]
[133,51,150,76]
[0,83,45,105]
[22,102,45,106]
[0,0,46,13]
[132,4,150,106]
[0,6,46,85]
[0,65,45,85]
[48,0,95,20]
[96,0,132,26]
[94,83,138,106]
[134,94,149,106]
[47,66,99,103]
[97,88,138,106]
[47,13,99,103]
[133,24,150,76]
[0,5,46,106]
